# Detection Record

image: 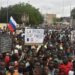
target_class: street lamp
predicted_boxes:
[21,13,29,50]
[21,13,29,28]
[7,0,9,23]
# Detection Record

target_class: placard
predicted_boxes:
[25,29,44,45]
[0,33,12,53]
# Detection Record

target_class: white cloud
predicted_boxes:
[0,0,75,17]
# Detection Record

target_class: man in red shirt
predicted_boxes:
[4,53,11,70]
[59,59,72,75]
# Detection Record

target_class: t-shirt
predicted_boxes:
[26,62,30,67]
[13,70,19,75]
[5,56,10,64]
[68,70,74,75]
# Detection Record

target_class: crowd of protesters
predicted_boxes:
[0,26,75,75]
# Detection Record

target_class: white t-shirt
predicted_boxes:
[14,49,18,54]
[68,70,74,75]
[26,62,30,67]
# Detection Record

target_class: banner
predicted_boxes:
[0,23,7,29]
[0,33,12,53]
[25,29,44,45]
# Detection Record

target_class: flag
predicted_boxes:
[8,16,17,32]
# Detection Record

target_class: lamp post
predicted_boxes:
[7,0,9,23]
[21,13,29,50]
[21,13,29,28]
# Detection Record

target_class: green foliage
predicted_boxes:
[0,3,43,26]
[71,8,75,19]
[53,17,57,25]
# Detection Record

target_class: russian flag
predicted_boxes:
[8,16,17,32]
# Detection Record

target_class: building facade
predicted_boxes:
[44,14,56,26]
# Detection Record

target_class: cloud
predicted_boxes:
[0,0,75,17]
[23,0,75,17]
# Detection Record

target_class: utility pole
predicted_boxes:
[7,0,9,23]
[70,0,72,28]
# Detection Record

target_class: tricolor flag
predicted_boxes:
[8,16,17,32]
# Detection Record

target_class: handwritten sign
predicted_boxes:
[25,29,44,45]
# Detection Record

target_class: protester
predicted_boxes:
[5,53,11,71]
[68,60,75,75]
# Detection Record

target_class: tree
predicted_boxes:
[53,17,57,25]
[71,8,75,19]
[0,3,43,26]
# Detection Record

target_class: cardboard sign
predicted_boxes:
[25,29,44,45]
[0,33,12,53]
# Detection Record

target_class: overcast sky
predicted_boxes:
[0,0,75,17]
